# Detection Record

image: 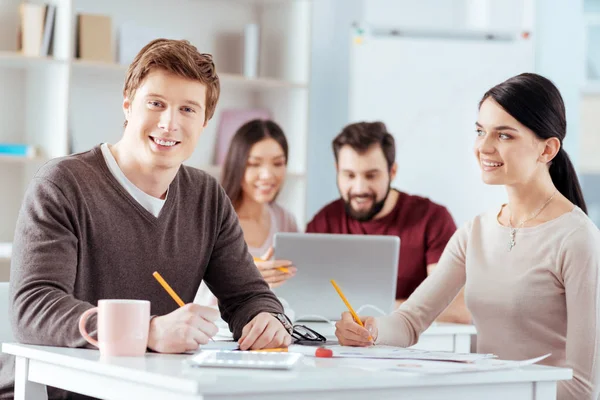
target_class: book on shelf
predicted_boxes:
[0,144,37,158]
[19,2,56,57]
[76,14,113,63]
[214,109,272,166]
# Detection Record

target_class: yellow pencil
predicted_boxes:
[253,257,290,274]
[252,348,288,352]
[330,279,373,341]
[152,271,185,307]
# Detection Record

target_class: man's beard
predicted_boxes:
[342,186,392,222]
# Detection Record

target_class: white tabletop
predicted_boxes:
[422,322,478,335]
[303,321,477,340]
[3,342,571,399]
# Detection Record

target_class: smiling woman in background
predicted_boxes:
[195,119,298,307]
[334,73,600,400]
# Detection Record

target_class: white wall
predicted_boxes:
[306,0,362,221]
[534,0,584,164]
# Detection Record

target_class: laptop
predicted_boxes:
[272,233,400,322]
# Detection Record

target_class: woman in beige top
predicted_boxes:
[195,119,299,307]
[335,73,600,400]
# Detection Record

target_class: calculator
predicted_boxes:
[187,350,303,370]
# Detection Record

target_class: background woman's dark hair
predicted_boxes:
[221,119,289,209]
[332,121,396,171]
[480,72,587,214]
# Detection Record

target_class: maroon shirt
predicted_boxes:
[306,190,457,299]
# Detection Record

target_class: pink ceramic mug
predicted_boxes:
[78,299,150,356]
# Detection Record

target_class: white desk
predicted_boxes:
[3,342,571,400]
[304,321,477,353]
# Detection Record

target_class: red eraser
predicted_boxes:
[315,348,333,358]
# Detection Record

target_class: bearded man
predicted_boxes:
[306,121,470,324]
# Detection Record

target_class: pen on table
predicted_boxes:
[253,257,290,274]
[152,271,214,341]
[330,279,373,342]
[252,345,333,358]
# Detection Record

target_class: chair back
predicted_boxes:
[0,282,14,344]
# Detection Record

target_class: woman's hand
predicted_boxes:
[254,247,297,288]
[334,311,378,347]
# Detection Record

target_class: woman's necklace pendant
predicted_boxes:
[508,228,517,251]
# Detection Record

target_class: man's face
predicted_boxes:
[336,144,395,221]
[122,69,208,171]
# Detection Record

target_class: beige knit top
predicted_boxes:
[376,207,600,400]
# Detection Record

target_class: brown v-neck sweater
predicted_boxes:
[0,146,283,399]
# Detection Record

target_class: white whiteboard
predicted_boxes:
[349,33,534,226]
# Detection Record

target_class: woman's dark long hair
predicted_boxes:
[221,119,289,209]
[480,73,587,214]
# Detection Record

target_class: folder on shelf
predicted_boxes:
[0,144,37,158]
[214,109,272,166]
[40,4,56,56]
[19,3,46,56]
[77,14,113,63]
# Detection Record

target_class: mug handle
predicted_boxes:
[78,307,99,348]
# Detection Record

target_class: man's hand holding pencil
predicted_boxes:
[147,303,221,353]
[149,271,291,353]
[149,271,220,353]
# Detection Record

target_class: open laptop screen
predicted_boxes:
[272,233,400,322]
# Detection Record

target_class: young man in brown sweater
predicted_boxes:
[0,39,292,399]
